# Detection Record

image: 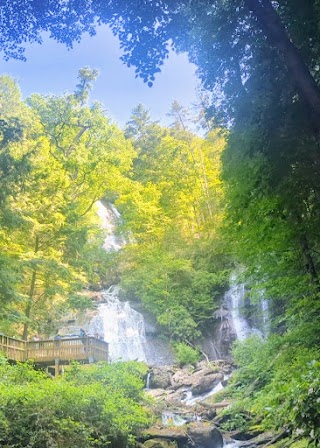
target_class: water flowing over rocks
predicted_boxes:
[141,360,279,448]
[146,361,232,407]
[88,286,175,364]
[141,361,234,448]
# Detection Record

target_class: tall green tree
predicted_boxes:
[0,71,136,339]
[118,105,228,341]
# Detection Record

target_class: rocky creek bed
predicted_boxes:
[140,361,284,448]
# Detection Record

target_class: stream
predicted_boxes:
[93,202,253,447]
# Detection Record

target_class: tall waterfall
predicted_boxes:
[92,201,174,365]
[96,200,124,251]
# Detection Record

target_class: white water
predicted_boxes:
[162,412,188,427]
[145,372,152,389]
[223,441,240,448]
[261,298,270,335]
[89,286,147,362]
[225,275,269,341]
[227,283,257,341]
[91,202,148,362]
[182,381,225,406]
[96,200,124,251]
[93,201,175,365]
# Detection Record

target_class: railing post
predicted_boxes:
[54,358,60,376]
[88,337,94,363]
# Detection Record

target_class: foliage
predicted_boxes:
[219,336,320,444]
[2,3,320,443]
[0,72,135,339]
[286,361,320,446]
[219,408,248,432]
[173,342,201,367]
[0,359,151,448]
[117,105,228,340]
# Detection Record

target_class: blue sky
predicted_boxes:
[1,25,199,128]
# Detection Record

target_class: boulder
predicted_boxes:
[187,422,223,448]
[151,367,174,389]
[143,438,178,448]
[170,369,193,390]
[142,427,187,440]
[146,388,171,399]
[191,373,224,395]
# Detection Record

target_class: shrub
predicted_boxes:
[173,342,200,366]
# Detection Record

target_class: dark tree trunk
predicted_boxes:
[244,0,320,127]
[299,233,319,285]
[22,235,39,341]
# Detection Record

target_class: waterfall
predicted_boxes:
[96,200,124,251]
[89,286,147,362]
[91,201,174,365]
[225,277,266,341]
[90,202,147,361]
[146,372,151,389]
[182,381,225,406]
[261,298,270,335]
[227,283,256,341]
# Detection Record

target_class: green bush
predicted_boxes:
[286,361,320,447]
[173,342,201,366]
[0,359,151,448]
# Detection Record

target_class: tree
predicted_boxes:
[0,72,136,339]
[0,76,39,325]
[117,106,228,341]
[1,1,320,124]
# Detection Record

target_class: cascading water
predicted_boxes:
[225,276,268,341]
[261,297,270,335]
[89,286,147,362]
[145,372,151,389]
[89,201,148,361]
[228,283,252,341]
[182,381,225,406]
[95,200,124,251]
[92,201,174,365]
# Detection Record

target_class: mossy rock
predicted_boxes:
[268,439,309,448]
[143,438,178,448]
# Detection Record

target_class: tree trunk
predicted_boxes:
[244,0,320,127]
[22,269,37,341]
[22,235,39,341]
[299,233,319,285]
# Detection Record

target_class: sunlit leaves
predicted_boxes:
[0,73,136,337]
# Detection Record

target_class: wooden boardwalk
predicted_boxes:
[0,334,109,374]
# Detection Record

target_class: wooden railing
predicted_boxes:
[0,335,108,364]
[0,335,26,361]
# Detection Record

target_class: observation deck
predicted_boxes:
[0,334,109,375]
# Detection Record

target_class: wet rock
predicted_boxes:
[191,373,224,395]
[143,438,178,448]
[147,388,171,399]
[142,427,187,440]
[142,422,223,448]
[151,367,173,389]
[187,422,223,448]
[170,369,193,390]
[231,428,264,441]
